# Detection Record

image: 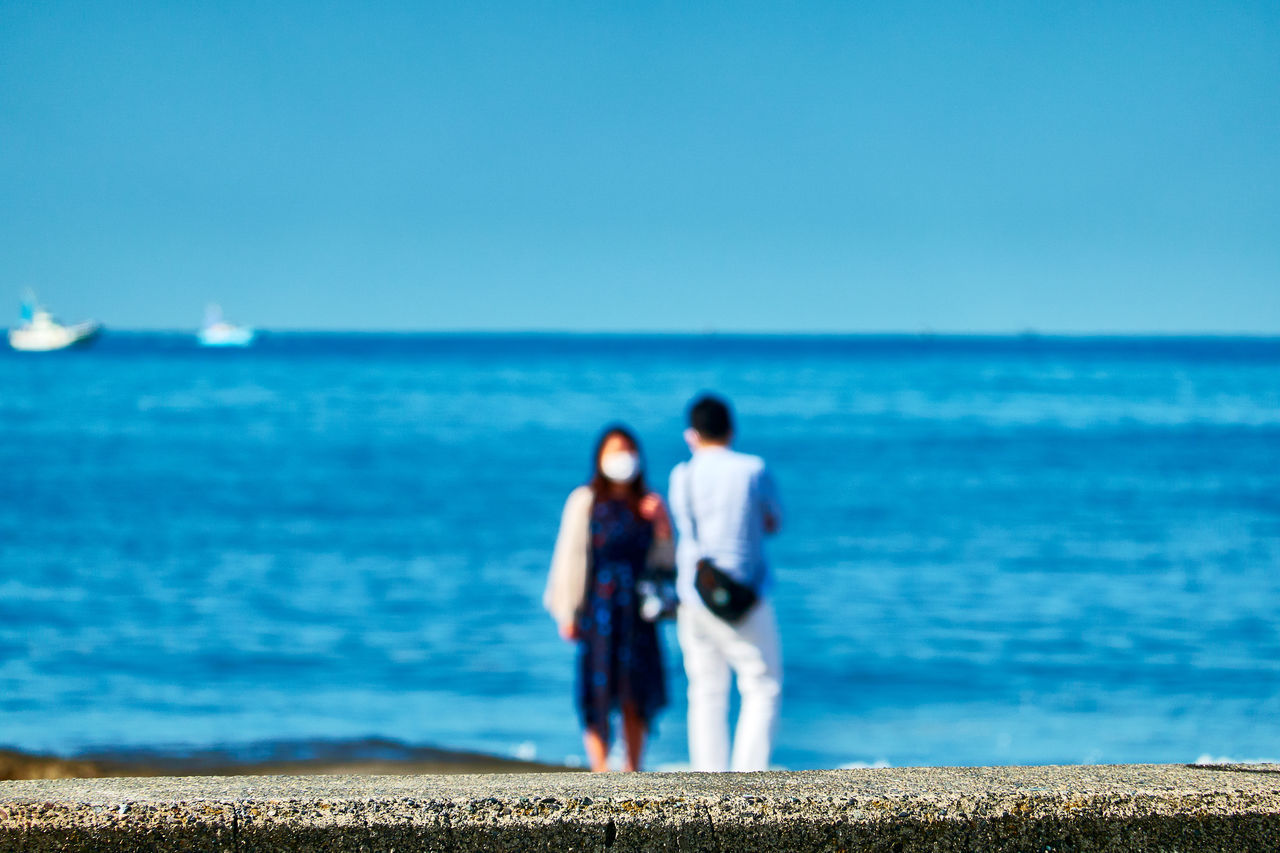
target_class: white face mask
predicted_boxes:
[600,450,641,483]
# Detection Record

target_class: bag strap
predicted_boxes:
[684,461,700,552]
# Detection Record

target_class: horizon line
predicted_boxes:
[21,326,1280,338]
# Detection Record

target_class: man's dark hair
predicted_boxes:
[689,394,733,441]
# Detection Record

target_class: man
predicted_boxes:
[669,394,783,772]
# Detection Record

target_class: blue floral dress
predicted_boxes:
[577,498,667,735]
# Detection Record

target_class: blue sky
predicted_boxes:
[2,1,1277,332]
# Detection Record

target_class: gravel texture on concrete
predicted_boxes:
[3,763,1280,851]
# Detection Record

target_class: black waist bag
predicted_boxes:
[695,557,758,623]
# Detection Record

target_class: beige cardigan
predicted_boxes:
[543,485,675,630]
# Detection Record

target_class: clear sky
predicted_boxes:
[2,1,1277,333]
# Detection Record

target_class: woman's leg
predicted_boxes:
[584,724,611,772]
[621,703,647,772]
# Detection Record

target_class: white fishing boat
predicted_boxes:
[8,294,101,352]
[198,304,255,347]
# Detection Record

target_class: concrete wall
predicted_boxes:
[3,763,1279,851]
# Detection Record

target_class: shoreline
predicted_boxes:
[0,739,575,781]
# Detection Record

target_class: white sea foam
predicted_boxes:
[651,761,797,772]
[840,760,892,769]
[1194,754,1280,766]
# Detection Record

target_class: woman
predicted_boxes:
[544,425,672,772]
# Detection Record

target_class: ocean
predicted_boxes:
[1,333,1278,770]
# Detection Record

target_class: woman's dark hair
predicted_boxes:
[688,394,733,441]
[588,423,648,511]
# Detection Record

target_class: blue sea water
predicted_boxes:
[1,333,1279,770]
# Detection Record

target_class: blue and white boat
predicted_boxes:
[197,304,255,347]
[8,293,101,352]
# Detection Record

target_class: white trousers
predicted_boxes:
[677,598,782,772]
